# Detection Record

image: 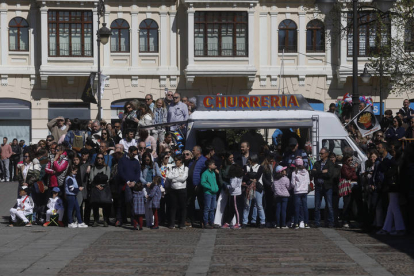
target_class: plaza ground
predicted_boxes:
[1,181,413,276]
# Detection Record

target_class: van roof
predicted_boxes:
[189,110,348,137]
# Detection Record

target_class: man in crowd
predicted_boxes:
[164,90,174,108]
[168,92,189,131]
[114,144,124,154]
[312,147,334,228]
[397,112,409,130]
[187,145,207,227]
[90,141,113,168]
[116,146,141,227]
[78,148,91,224]
[380,110,393,131]
[47,116,69,142]
[10,138,21,181]
[145,94,154,112]
[1,137,12,182]
[182,96,189,106]
[90,120,102,147]
[328,103,336,113]
[282,137,308,168]
[113,121,123,144]
[399,99,414,124]
[19,140,26,162]
[235,141,253,167]
[120,130,137,153]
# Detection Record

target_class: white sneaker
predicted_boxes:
[6,178,9,182]
[299,221,305,229]
[68,222,78,228]
[77,223,88,228]
[0,179,5,182]
[343,223,350,229]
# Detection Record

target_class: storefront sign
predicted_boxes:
[196,94,313,111]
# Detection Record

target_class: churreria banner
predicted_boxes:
[354,106,381,137]
[196,94,314,111]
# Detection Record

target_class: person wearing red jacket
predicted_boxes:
[341,154,359,228]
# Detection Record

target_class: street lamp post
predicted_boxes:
[315,0,396,117]
[96,0,111,121]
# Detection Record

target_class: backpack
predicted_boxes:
[72,131,85,152]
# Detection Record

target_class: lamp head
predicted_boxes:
[98,23,111,45]
[315,0,338,15]
[373,0,397,13]
[360,66,372,84]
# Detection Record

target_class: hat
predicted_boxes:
[289,137,298,146]
[275,165,287,173]
[52,187,60,193]
[80,148,89,155]
[19,186,29,193]
[295,158,303,166]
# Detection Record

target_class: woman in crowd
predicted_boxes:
[101,129,115,153]
[385,116,405,142]
[138,129,157,160]
[88,153,111,227]
[10,138,21,181]
[242,154,266,228]
[261,154,275,227]
[341,154,359,228]
[363,150,381,229]
[166,154,188,229]
[329,152,342,227]
[122,101,139,136]
[139,104,154,129]
[182,150,193,167]
[215,152,234,226]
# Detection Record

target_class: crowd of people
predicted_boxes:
[3,95,414,236]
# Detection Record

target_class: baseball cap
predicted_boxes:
[275,165,287,173]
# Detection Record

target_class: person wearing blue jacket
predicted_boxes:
[187,145,207,227]
[385,116,406,142]
[115,146,141,227]
[65,165,88,228]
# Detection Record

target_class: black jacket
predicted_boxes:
[311,159,334,190]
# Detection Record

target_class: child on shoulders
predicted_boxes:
[9,187,34,227]
[43,187,65,227]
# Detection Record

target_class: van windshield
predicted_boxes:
[349,136,366,155]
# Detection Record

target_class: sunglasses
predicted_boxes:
[114,125,120,128]
[102,133,107,135]
[173,97,179,99]
[167,94,173,97]
[185,153,191,156]
[24,155,30,158]
[96,157,104,160]
[139,147,145,150]
[319,152,325,155]
[47,139,53,142]
[164,157,169,159]
[145,98,152,101]
[126,106,132,109]
[377,135,383,137]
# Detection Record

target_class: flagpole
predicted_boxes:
[344,104,371,128]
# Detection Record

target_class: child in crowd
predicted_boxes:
[43,187,65,227]
[65,165,88,228]
[9,187,34,227]
[132,182,147,230]
[200,159,219,229]
[222,163,244,229]
[147,176,162,229]
[273,165,291,229]
[290,158,310,229]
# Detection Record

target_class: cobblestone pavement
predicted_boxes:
[1,181,414,276]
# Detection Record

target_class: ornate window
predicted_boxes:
[306,20,325,52]
[139,19,158,53]
[111,19,130,52]
[347,12,391,57]
[278,20,297,53]
[194,12,248,57]
[405,18,414,52]
[9,17,29,51]
[48,11,93,57]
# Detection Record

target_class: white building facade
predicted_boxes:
[0,0,410,143]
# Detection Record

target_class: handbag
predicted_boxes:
[338,178,352,197]
[90,184,113,204]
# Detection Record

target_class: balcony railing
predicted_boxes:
[111,44,130,52]
[278,45,297,53]
[49,43,92,57]
[195,43,247,57]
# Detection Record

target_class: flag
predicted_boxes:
[353,105,381,137]
[81,72,97,104]
[100,74,108,98]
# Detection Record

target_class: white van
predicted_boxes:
[184,94,367,166]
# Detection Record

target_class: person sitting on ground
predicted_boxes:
[43,187,64,227]
[9,186,34,227]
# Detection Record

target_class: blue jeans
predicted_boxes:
[67,195,83,224]
[314,187,333,226]
[243,191,266,225]
[275,197,289,227]
[295,193,308,225]
[203,193,216,225]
